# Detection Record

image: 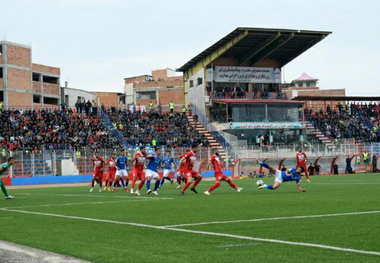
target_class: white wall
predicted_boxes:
[63,88,95,109]
[187,68,206,116]
[124,83,134,104]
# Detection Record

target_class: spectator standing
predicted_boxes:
[169,100,174,114]
[372,154,378,173]
[0,101,3,111]
[307,163,314,176]
[345,155,353,174]
[315,164,321,175]
[363,151,369,172]
[182,105,187,116]
[333,164,339,175]
[149,101,153,111]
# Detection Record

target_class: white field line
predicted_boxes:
[15,193,173,200]
[1,208,380,257]
[162,210,380,228]
[3,199,153,209]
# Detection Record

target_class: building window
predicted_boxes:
[189,80,194,88]
[118,95,126,104]
[43,97,59,105]
[0,91,3,102]
[306,82,311,87]
[42,76,59,84]
[0,67,3,78]
[33,95,41,103]
[136,91,156,100]
[32,72,41,82]
[197,78,203,86]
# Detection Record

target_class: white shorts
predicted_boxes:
[116,169,128,177]
[274,169,283,184]
[163,169,171,178]
[145,169,160,179]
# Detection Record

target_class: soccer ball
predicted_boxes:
[256,180,264,186]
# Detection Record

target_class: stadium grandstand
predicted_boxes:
[0,27,379,182]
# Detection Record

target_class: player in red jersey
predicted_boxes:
[296,148,310,183]
[90,152,105,192]
[204,149,243,195]
[130,146,147,196]
[103,153,117,191]
[179,144,202,195]
[176,150,189,189]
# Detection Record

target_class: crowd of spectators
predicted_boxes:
[0,108,116,153]
[308,102,380,142]
[105,108,209,148]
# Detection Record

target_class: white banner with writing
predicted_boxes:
[213,66,281,83]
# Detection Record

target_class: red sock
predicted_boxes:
[138,181,145,191]
[182,181,191,192]
[177,177,182,185]
[192,178,201,188]
[131,179,136,190]
[91,179,95,187]
[208,182,220,192]
[99,180,103,187]
[304,170,310,180]
[227,179,238,189]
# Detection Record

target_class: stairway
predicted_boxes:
[187,114,235,164]
[306,121,335,151]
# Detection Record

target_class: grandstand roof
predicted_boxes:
[213,99,303,104]
[177,27,331,72]
[292,96,380,101]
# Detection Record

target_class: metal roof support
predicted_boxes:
[238,32,281,65]
[185,30,249,77]
[249,33,295,66]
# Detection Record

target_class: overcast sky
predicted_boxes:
[1,0,379,95]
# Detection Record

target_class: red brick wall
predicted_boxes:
[124,76,147,85]
[95,92,124,108]
[152,69,168,81]
[32,63,60,75]
[33,81,42,93]
[134,79,182,88]
[284,88,346,111]
[158,89,184,105]
[43,83,60,96]
[6,45,31,67]
[7,68,31,90]
[7,91,32,107]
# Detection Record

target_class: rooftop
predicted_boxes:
[177,27,331,72]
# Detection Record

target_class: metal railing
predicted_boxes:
[5,146,212,177]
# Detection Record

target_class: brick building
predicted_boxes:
[283,73,346,110]
[95,92,126,109]
[0,41,60,108]
[124,68,184,111]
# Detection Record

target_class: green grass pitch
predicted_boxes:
[0,174,379,263]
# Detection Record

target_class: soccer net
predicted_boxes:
[232,158,284,178]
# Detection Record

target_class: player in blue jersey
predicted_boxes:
[258,161,306,192]
[145,147,165,195]
[159,150,177,188]
[112,149,129,192]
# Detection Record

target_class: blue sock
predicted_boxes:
[259,161,270,169]
[125,180,129,187]
[147,180,151,190]
[120,178,126,188]
[160,178,165,187]
[154,180,160,191]
[266,185,274,190]
[113,181,117,188]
